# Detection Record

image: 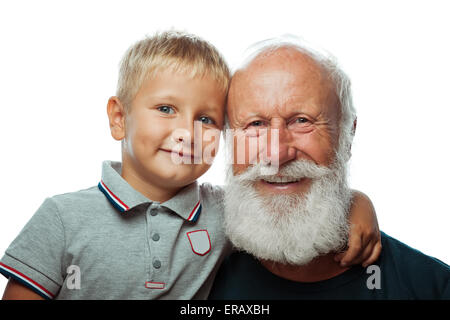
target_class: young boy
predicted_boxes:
[0,31,381,299]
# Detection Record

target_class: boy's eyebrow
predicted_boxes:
[151,94,181,102]
[151,94,223,112]
[201,105,224,113]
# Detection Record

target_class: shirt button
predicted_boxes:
[150,210,158,216]
[152,233,160,242]
[153,260,161,269]
[151,202,160,209]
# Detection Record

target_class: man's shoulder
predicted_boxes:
[379,231,450,299]
[380,231,449,270]
[199,182,225,204]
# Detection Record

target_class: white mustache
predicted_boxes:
[233,159,333,183]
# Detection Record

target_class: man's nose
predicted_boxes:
[266,124,297,166]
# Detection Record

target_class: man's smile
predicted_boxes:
[258,177,309,192]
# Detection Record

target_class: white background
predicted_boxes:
[1,0,449,293]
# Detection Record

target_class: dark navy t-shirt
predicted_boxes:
[209,232,450,299]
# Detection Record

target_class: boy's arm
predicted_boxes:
[335,190,382,268]
[0,198,65,300]
[2,278,45,300]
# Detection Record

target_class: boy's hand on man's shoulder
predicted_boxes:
[335,190,382,268]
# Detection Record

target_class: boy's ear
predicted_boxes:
[107,96,127,141]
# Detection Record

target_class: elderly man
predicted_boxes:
[209,37,450,299]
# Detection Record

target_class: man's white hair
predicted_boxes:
[227,34,357,163]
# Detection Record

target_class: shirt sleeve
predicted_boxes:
[0,198,65,299]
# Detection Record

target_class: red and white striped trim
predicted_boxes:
[0,262,54,299]
[187,201,202,222]
[99,180,130,212]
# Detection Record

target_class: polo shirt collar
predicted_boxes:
[98,161,202,222]
[98,161,150,213]
[162,182,202,223]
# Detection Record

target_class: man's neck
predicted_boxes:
[260,253,350,283]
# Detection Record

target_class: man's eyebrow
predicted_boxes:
[238,105,304,120]
[232,111,267,127]
[239,111,269,119]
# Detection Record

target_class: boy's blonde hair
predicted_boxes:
[116,30,231,111]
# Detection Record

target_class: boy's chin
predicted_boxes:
[152,167,210,187]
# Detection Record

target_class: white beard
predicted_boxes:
[224,158,353,266]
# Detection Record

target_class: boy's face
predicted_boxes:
[108,68,226,200]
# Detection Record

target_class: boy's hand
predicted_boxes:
[334,190,382,268]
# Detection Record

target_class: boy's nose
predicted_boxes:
[171,120,200,148]
[172,128,194,146]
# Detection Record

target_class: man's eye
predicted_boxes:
[248,120,264,127]
[290,117,311,126]
[198,116,215,125]
[295,117,309,124]
[157,105,175,114]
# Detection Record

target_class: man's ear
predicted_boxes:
[347,117,357,157]
[352,117,357,136]
[107,96,127,141]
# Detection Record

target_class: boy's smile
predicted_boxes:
[107,68,226,202]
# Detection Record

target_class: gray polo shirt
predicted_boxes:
[0,161,232,299]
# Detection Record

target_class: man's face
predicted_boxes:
[223,48,351,265]
[227,48,341,196]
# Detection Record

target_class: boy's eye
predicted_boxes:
[198,116,215,125]
[157,105,175,114]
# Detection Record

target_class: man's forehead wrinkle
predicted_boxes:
[228,46,339,125]
[249,46,323,74]
[243,54,327,94]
